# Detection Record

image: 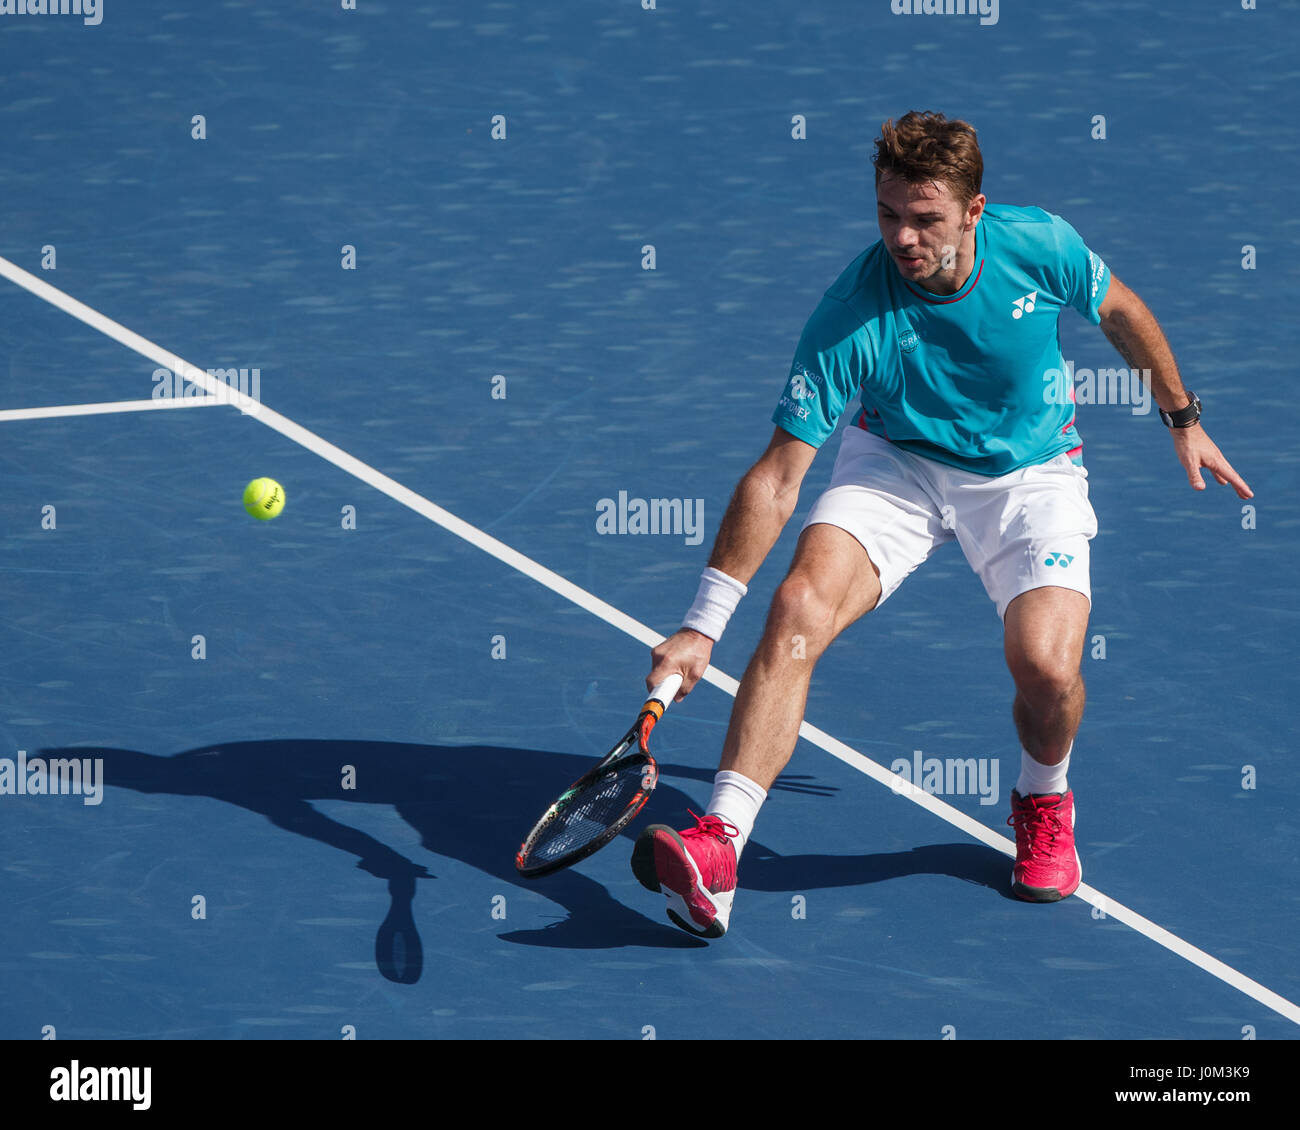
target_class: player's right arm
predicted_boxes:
[648,425,817,699]
[651,282,868,699]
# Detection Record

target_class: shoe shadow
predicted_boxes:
[739,842,1019,900]
[655,765,1014,898]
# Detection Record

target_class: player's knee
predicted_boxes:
[1008,650,1080,703]
[768,574,837,651]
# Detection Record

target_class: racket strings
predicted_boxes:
[526,757,648,864]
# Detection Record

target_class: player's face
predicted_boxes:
[876,176,978,286]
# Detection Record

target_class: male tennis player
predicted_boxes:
[633,111,1251,939]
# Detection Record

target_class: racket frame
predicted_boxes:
[514,675,681,878]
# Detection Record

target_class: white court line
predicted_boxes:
[3,252,1297,1029]
[0,397,221,422]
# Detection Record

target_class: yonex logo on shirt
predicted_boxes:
[1089,253,1107,298]
[788,365,818,399]
[1011,291,1038,319]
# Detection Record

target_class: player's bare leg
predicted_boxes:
[1003,586,1089,762]
[1001,585,1090,900]
[719,521,883,790]
[633,522,880,936]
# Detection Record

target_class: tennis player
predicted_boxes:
[633,111,1252,939]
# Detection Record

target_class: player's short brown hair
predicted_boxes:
[873,111,983,206]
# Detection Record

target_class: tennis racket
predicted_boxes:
[515,673,683,878]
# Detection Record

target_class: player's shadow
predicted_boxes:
[738,842,1017,898]
[42,741,1001,983]
[41,740,819,982]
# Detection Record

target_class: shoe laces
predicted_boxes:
[1007,794,1064,857]
[682,809,739,843]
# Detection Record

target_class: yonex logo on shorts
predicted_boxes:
[1044,552,1075,567]
[0,0,102,26]
[1011,290,1038,319]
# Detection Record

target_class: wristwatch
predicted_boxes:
[1159,391,1201,429]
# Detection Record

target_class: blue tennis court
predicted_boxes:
[1,0,1297,1041]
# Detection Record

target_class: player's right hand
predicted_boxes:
[648,629,713,701]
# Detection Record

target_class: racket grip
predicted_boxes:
[638,672,681,752]
[646,672,683,713]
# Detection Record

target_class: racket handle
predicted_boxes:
[646,672,683,713]
[637,673,683,752]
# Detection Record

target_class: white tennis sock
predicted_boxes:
[706,769,767,861]
[1015,743,1072,798]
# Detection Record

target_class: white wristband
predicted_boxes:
[682,567,748,642]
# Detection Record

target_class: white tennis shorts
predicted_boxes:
[803,424,1098,619]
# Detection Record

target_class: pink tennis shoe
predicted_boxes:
[1008,789,1081,901]
[633,811,739,938]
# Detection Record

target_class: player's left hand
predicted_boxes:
[1171,424,1253,499]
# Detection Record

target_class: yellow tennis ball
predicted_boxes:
[243,477,285,520]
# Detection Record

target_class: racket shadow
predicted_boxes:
[40,738,710,984]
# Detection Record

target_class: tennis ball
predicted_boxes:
[243,477,285,520]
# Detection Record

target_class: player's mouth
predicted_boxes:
[894,252,925,269]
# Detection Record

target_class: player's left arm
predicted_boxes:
[1097,275,1253,499]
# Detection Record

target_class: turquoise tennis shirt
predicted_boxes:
[772,204,1111,476]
